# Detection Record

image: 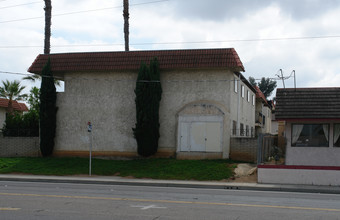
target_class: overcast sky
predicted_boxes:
[1,0,340,99]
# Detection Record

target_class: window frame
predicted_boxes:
[291,123,329,147]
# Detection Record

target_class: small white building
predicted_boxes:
[276,88,340,166]
[258,88,340,186]
[28,48,256,159]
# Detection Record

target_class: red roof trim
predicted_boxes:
[28,48,245,74]
[258,165,340,170]
[255,86,268,105]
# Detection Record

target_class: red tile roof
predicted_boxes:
[0,98,28,112]
[255,86,268,105]
[28,48,245,74]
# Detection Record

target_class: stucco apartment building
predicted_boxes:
[254,86,272,135]
[28,48,255,159]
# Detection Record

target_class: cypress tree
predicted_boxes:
[133,58,162,157]
[39,58,57,156]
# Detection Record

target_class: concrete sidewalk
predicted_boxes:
[1,174,340,194]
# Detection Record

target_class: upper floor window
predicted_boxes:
[252,95,255,106]
[241,85,245,98]
[232,120,237,136]
[292,124,329,147]
[234,79,238,93]
[247,90,250,102]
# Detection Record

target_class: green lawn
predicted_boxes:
[0,157,235,181]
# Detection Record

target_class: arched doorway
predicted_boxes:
[177,102,225,154]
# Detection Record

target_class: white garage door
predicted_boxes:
[178,116,223,152]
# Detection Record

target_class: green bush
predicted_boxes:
[2,110,39,137]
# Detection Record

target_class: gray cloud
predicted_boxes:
[173,0,340,21]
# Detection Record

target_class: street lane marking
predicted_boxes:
[131,204,167,210]
[0,207,21,211]
[1,192,339,212]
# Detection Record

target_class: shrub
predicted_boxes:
[133,58,162,157]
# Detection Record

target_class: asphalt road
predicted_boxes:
[0,181,340,220]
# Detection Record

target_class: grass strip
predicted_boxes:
[0,157,235,181]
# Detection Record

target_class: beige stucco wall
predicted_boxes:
[229,74,255,137]
[0,108,6,129]
[55,69,255,158]
[285,121,340,166]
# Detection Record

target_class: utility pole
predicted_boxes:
[44,0,52,54]
[123,0,129,51]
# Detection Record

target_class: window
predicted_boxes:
[247,91,250,102]
[334,124,340,147]
[292,124,329,147]
[241,85,244,98]
[263,115,266,125]
[240,123,244,136]
[232,120,237,136]
[246,125,249,136]
[234,78,238,93]
[251,127,254,137]
[252,95,255,106]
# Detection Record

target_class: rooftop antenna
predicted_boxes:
[292,70,296,89]
[276,69,285,88]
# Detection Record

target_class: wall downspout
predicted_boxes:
[237,76,240,136]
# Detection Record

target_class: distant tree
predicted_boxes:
[133,58,162,157]
[40,58,57,156]
[248,76,277,99]
[123,0,129,51]
[28,87,40,114]
[0,80,27,113]
[248,76,256,87]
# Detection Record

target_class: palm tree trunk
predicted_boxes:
[7,99,13,114]
[44,0,52,54]
[123,0,129,51]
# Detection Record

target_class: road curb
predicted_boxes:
[1,176,340,194]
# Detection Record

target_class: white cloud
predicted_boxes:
[1,0,340,99]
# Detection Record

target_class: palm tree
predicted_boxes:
[123,0,129,51]
[0,80,27,113]
[23,74,61,87]
[44,0,52,54]
[26,1,61,86]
